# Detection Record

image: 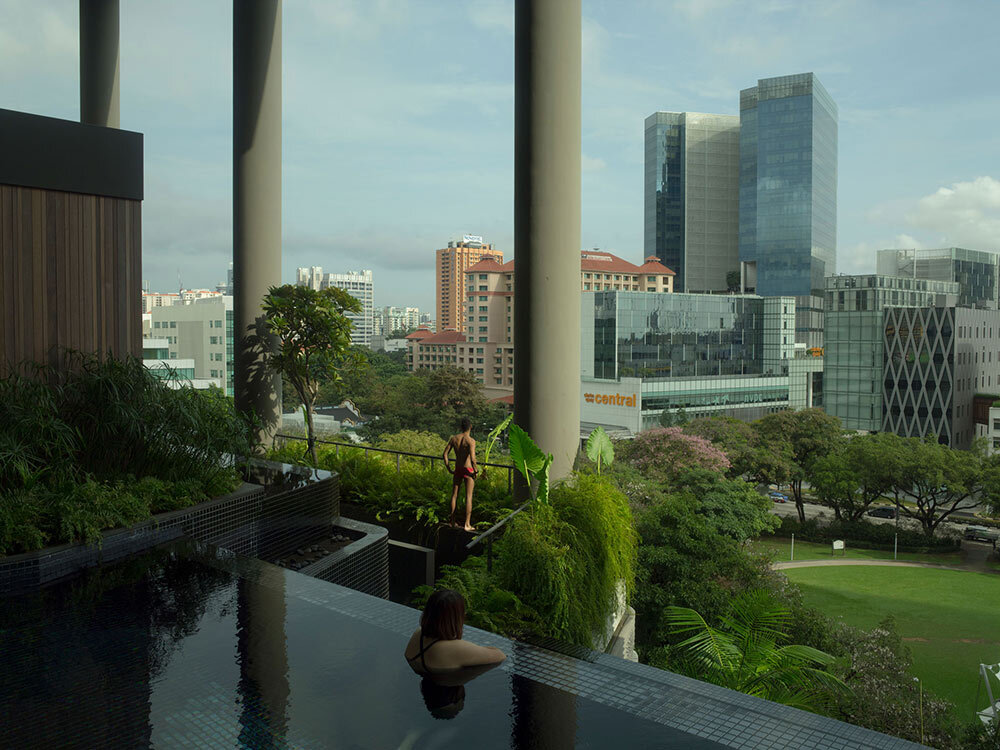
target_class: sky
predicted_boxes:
[2,0,999,312]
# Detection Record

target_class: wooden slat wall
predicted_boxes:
[0,184,141,375]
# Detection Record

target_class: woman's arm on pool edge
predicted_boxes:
[453,639,506,667]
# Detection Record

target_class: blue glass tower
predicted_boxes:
[739,73,837,346]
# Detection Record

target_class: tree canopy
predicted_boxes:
[263,283,361,463]
[755,409,843,521]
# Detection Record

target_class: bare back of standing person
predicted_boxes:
[443,417,478,531]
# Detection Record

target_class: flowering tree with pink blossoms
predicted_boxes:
[620,427,730,485]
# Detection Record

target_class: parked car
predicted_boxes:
[866,506,897,519]
[964,525,1000,543]
[768,491,788,504]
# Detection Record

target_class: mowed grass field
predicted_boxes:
[783,566,1000,715]
[751,537,965,566]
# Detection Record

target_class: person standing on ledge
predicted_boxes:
[443,417,478,531]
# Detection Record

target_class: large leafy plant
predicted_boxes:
[586,426,614,474]
[480,414,513,474]
[666,589,848,712]
[508,423,553,505]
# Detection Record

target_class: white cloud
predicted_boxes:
[582,154,606,172]
[905,177,1000,251]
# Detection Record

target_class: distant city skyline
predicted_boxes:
[2,1,998,311]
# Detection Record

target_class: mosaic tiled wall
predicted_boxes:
[0,466,390,596]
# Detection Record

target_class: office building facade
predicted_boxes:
[580,291,818,432]
[149,296,235,395]
[644,112,740,293]
[876,247,1000,308]
[296,267,374,347]
[435,238,502,333]
[824,274,959,432]
[883,306,1000,449]
[739,73,838,348]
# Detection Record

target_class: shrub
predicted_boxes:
[0,355,250,556]
[376,430,447,457]
[495,474,636,647]
[831,618,962,748]
[270,437,516,534]
[412,556,544,639]
[771,517,960,553]
[420,474,637,649]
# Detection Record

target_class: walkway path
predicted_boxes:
[772,539,999,574]
[773,559,970,572]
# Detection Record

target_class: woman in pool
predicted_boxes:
[404,589,506,675]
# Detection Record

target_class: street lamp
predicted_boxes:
[913,677,924,745]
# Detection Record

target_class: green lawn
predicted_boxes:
[783,566,1000,715]
[751,537,965,566]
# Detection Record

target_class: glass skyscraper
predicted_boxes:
[739,73,838,347]
[644,112,740,293]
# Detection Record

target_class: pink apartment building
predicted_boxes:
[408,251,675,396]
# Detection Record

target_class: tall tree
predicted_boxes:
[890,437,994,537]
[683,416,762,480]
[755,409,843,522]
[262,284,361,465]
[811,433,901,521]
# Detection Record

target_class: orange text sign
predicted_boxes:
[583,392,636,407]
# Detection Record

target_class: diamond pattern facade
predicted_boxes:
[881,306,1000,449]
[882,307,955,444]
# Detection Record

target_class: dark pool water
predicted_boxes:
[0,539,721,749]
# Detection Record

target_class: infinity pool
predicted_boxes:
[0,539,721,749]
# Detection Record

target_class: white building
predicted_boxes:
[374,306,422,336]
[149,296,234,395]
[296,267,374,347]
[142,292,180,314]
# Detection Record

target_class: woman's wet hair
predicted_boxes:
[421,589,466,640]
[460,416,471,432]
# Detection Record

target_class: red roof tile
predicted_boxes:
[465,256,507,273]
[637,256,676,275]
[463,251,675,276]
[405,328,434,340]
[416,330,466,344]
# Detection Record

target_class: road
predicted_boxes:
[767,497,992,537]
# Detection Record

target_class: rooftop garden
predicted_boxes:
[0,354,255,555]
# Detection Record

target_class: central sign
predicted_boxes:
[584,392,637,407]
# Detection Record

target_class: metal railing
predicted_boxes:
[273,433,516,494]
[465,500,530,572]
[274,433,529,570]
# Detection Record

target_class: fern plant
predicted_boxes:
[666,589,849,712]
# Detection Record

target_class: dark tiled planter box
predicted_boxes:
[0,460,388,599]
[299,517,389,599]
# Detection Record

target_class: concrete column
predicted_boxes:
[234,0,282,443]
[79,0,120,127]
[513,0,582,482]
